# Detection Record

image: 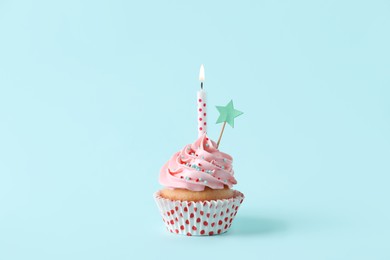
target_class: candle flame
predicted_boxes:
[199,64,205,82]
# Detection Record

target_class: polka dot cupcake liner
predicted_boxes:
[154,190,244,236]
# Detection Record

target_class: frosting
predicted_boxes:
[159,134,237,191]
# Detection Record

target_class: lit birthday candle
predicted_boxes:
[197,64,207,137]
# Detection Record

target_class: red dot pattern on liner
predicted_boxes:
[155,191,244,236]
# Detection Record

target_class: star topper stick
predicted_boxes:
[215,100,243,148]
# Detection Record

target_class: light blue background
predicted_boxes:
[1,0,389,259]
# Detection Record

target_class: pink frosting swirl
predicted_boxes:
[159,134,237,191]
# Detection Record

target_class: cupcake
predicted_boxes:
[154,134,244,236]
[155,64,244,236]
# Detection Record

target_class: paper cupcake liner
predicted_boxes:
[154,190,244,236]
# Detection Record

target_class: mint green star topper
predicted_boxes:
[216,100,243,128]
[215,100,243,147]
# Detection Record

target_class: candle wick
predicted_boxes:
[201,82,203,89]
